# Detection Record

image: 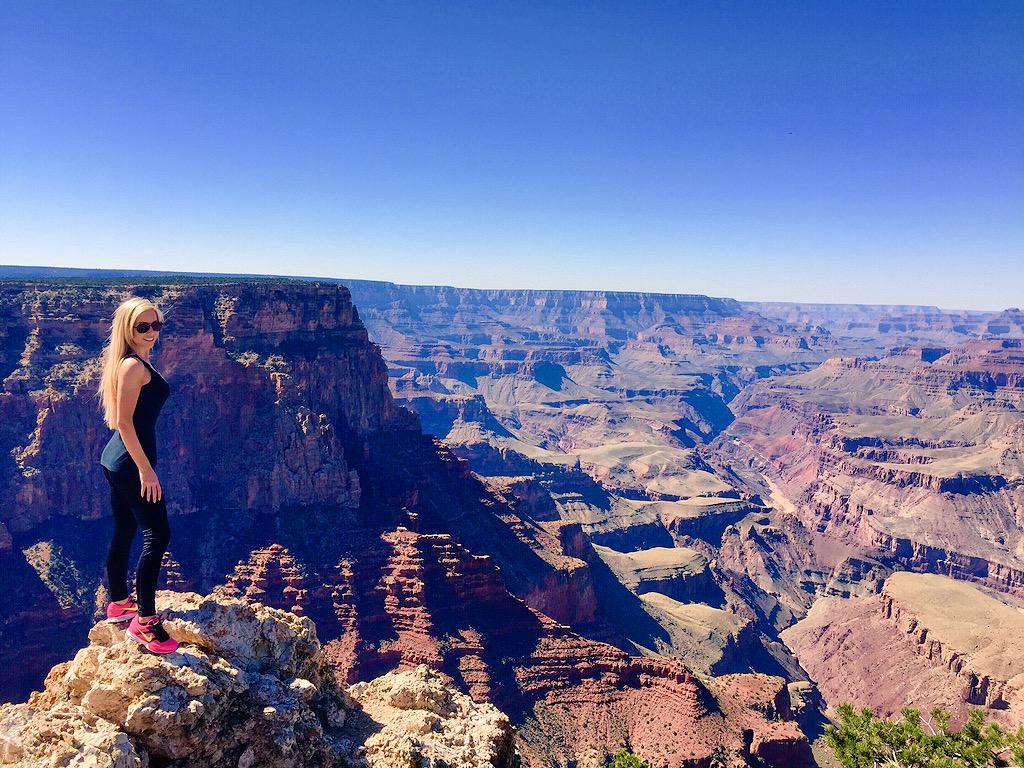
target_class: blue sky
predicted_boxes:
[1,2,1021,309]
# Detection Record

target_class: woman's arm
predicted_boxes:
[115,358,162,501]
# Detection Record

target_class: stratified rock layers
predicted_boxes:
[781,571,1024,728]
[0,280,408,533]
[720,343,1024,600]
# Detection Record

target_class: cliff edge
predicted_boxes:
[0,589,515,768]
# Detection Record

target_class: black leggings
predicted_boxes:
[102,466,171,617]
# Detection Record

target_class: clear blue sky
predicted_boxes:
[2,2,1021,309]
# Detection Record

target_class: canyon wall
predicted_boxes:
[781,571,1024,728]
[718,342,1024,601]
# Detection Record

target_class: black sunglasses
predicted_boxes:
[134,321,163,334]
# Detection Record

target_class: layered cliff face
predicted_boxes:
[0,278,812,767]
[780,572,1024,729]
[343,280,835,495]
[718,342,1024,601]
[341,280,839,680]
[0,279,408,534]
[746,302,1024,351]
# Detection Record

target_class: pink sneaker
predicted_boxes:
[105,596,139,623]
[125,614,179,654]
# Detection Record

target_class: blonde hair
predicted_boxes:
[97,297,165,429]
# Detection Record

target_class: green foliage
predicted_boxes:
[825,703,1024,767]
[606,749,649,768]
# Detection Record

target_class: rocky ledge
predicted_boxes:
[0,589,515,768]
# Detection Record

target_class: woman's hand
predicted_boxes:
[139,466,162,503]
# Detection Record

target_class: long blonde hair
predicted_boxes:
[97,297,165,429]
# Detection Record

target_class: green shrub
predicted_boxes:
[825,703,1024,767]
[607,749,649,768]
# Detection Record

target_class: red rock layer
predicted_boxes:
[782,586,1024,729]
[216,542,312,616]
[720,341,1024,602]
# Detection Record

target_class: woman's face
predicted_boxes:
[131,308,160,353]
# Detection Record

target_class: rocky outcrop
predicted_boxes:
[877,572,1024,714]
[592,544,712,601]
[0,589,515,768]
[347,666,515,768]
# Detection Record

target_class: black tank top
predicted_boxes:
[99,352,170,473]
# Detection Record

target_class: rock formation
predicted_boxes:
[781,571,1024,729]
[347,665,515,768]
[0,589,515,768]
[718,342,1024,603]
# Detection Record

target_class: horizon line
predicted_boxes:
[0,263,1010,315]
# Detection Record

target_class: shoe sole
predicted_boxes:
[105,615,135,623]
[124,627,178,655]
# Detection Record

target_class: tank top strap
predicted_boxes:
[125,352,155,374]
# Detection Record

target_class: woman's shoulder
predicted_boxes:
[117,355,150,380]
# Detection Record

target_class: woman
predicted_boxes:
[96,296,178,654]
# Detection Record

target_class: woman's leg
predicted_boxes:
[133,494,170,620]
[108,469,171,619]
[103,467,138,603]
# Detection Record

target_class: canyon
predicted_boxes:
[341,280,1024,738]
[1,267,1022,765]
[1,276,809,767]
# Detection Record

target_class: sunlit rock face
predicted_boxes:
[0,588,517,768]
[781,571,1024,729]
[720,341,1024,601]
